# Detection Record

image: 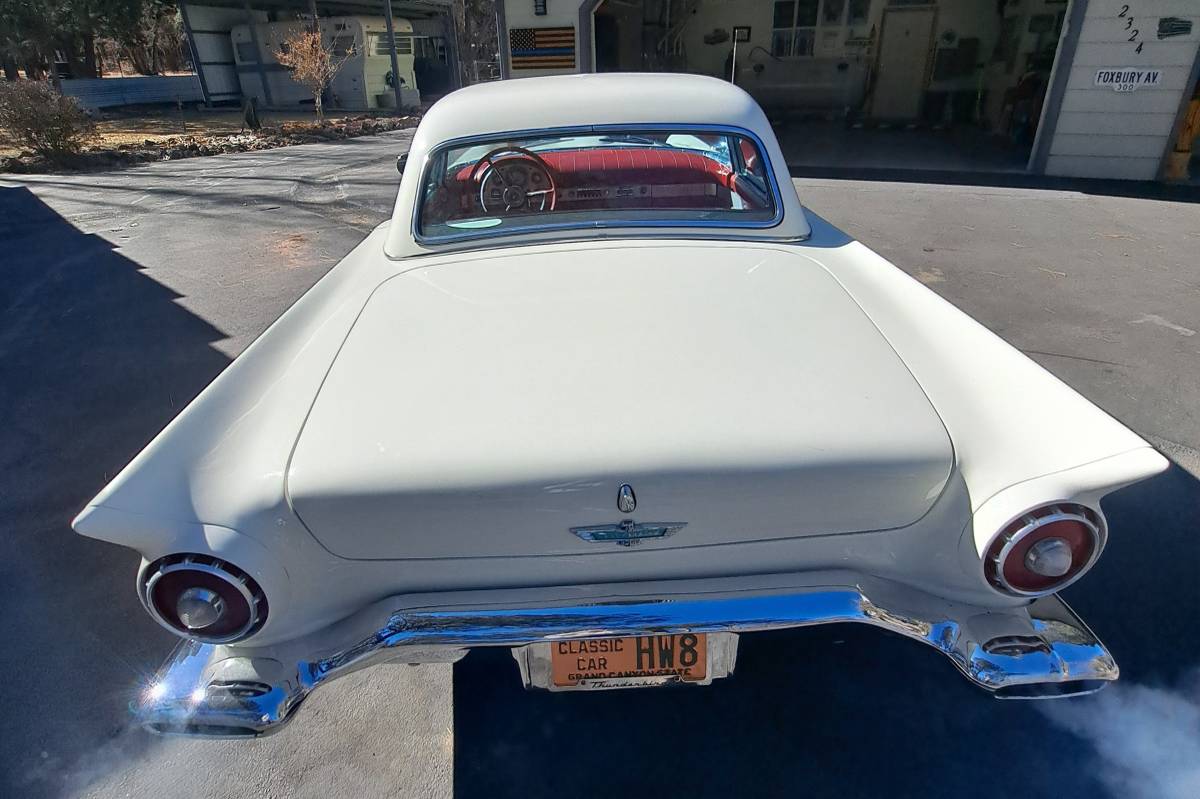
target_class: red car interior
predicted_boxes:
[432,146,768,219]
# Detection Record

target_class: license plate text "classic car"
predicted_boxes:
[550,634,708,688]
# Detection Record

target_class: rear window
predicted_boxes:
[416,129,778,242]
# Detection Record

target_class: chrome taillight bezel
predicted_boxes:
[984,503,1104,597]
[140,554,268,644]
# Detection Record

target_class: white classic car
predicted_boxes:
[75,74,1167,737]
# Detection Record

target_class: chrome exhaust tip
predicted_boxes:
[138,642,308,738]
[993,679,1109,700]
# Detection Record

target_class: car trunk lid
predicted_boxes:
[288,243,952,560]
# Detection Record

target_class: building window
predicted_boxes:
[772,0,850,57]
[368,32,413,57]
[330,36,355,57]
[235,42,258,63]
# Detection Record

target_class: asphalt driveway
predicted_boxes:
[2,132,1198,799]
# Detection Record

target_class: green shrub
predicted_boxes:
[0,81,96,159]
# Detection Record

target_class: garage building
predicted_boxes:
[496,0,1200,181]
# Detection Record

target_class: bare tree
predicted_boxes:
[454,0,499,84]
[273,23,354,120]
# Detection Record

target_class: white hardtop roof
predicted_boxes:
[386,73,809,256]
[414,73,769,144]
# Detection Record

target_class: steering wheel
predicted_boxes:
[471,146,557,215]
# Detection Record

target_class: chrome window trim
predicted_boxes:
[386,230,809,261]
[410,123,787,248]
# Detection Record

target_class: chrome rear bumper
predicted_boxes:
[137,585,1117,737]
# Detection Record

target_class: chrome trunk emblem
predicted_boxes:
[571,484,684,546]
[617,484,637,513]
[571,519,687,547]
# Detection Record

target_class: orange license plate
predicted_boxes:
[550,634,707,688]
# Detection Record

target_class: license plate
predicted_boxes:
[549,634,707,689]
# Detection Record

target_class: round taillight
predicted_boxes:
[141,555,267,643]
[984,504,1103,596]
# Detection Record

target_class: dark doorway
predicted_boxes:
[595,13,620,72]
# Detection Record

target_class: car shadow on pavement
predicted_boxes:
[453,463,1200,799]
[0,186,232,799]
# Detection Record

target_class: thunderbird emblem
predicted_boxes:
[571,519,688,546]
[572,484,686,546]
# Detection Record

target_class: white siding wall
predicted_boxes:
[1046,0,1199,180]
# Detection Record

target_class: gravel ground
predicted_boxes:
[0,107,418,159]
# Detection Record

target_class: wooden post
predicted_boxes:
[444,8,462,90]
[382,0,404,111]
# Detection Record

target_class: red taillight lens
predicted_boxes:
[985,504,1102,596]
[141,555,267,643]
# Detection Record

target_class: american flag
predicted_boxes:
[510,27,576,70]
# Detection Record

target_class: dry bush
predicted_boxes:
[0,81,96,158]
[274,25,356,119]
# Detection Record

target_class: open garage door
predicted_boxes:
[588,0,1072,175]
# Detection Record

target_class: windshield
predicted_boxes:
[416,128,778,241]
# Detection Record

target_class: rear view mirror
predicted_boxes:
[396,153,408,175]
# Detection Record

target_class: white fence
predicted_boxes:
[62,76,206,110]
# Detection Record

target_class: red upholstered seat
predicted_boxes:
[453,148,732,184]
[537,148,732,184]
